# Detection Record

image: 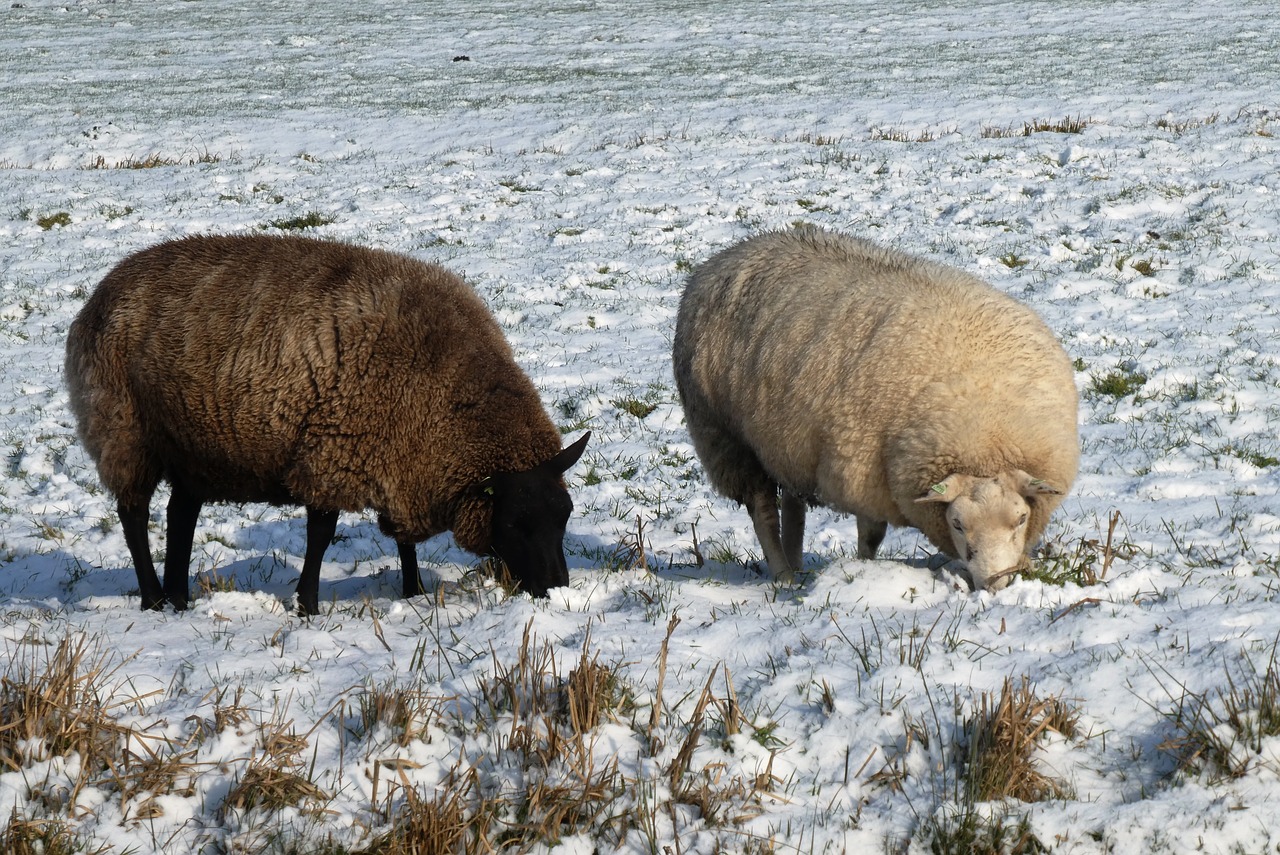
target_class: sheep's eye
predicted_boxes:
[951,519,963,532]
[1017,513,1028,527]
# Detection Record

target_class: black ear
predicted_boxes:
[545,431,590,475]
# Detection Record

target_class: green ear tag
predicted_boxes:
[1030,478,1045,486]
[483,485,495,496]
[930,482,947,495]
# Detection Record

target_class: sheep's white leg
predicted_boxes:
[749,489,795,583]
[856,515,887,559]
[780,490,805,572]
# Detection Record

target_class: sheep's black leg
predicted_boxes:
[163,483,202,611]
[397,541,424,599]
[120,499,164,611]
[297,508,338,617]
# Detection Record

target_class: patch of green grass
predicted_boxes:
[497,178,541,193]
[1089,368,1147,399]
[261,212,337,231]
[37,212,71,230]
[613,397,658,420]
[998,252,1029,269]
[1030,510,1131,587]
[1222,445,1280,469]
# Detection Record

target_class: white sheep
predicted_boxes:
[673,225,1079,590]
[66,234,589,615]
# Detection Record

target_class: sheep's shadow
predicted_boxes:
[566,530,963,593]
[0,514,477,613]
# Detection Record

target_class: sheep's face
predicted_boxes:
[914,470,1063,591]
[485,433,590,598]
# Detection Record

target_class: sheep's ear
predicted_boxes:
[545,431,590,475]
[914,474,968,504]
[1012,470,1063,498]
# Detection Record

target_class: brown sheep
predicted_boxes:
[65,234,589,615]
[674,226,1078,591]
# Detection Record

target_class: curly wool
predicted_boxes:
[673,225,1079,562]
[65,234,563,553]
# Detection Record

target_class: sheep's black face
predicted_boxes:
[486,433,589,597]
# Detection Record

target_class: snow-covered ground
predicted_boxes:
[3,1,1280,852]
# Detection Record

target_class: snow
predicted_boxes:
[3,0,1280,852]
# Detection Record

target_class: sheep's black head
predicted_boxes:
[482,432,590,598]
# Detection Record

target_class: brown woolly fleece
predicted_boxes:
[65,234,564,554]
[674,225,1079,573]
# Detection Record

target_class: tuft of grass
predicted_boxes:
[196,569,238,597]
[1155,112,1219,134]
[613,397,658,419]
[870,126,952,143]
[497,177,541,193]
[562,624,636,735]
[0,634,147,773]
[1157,640,1280,779]
[36,211,72,230]
[1030,510,1131,587]
[1221,444,1279,469]
[998,252,1029,269]
[87,149,225,169]
[360,771,477,854]
[603,515,650,573]
[261,211,337,231]
[917,805,1050,855]
[99,204,134,221]
[1024,116,1088,135]
[1088,367,1147,399]
[223,762,330,816]
[982,116,1088,138]
[963,678,1075,803]
[347,679,443,746]
[222,712,330,817]
[0,809,103,855]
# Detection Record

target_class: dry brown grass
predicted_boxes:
[0,635,147,773]
[359,766,479,854]
[349,679,446,746]
[0,809,107,855]
[964,678,1076,802]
